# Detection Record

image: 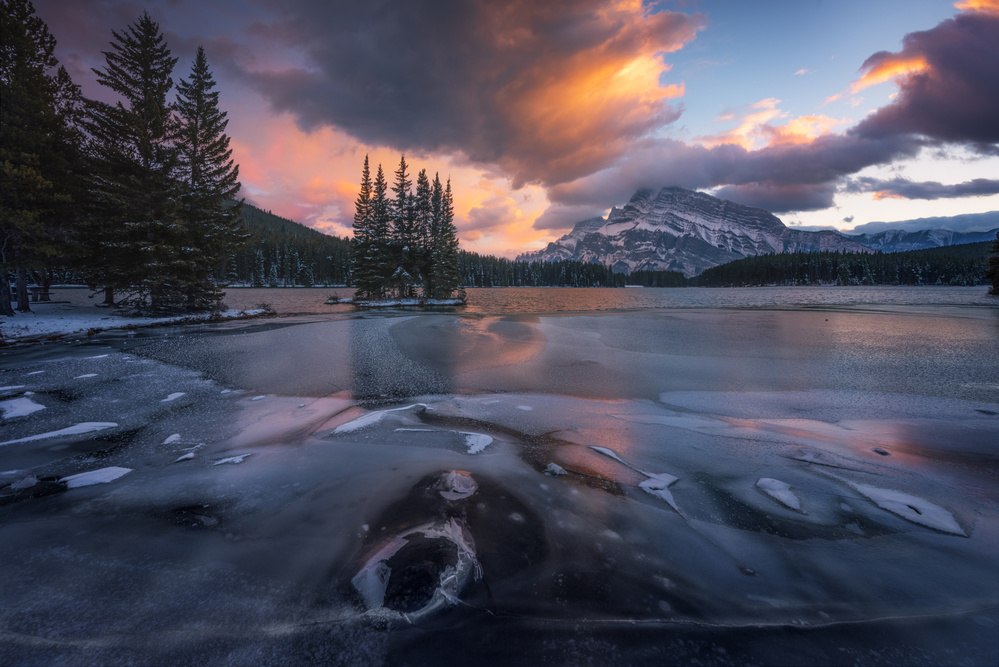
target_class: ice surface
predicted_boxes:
[756,478,803,511]
[161,392,186,402]
[0,396,46,419]
[212,454,251,465]
[825,473,966,536]
[10,475,37,490]
[60,466,132,489]
[438,470,478,500]
[334,410,385,434]
[462,432,493,454]
[0,422,118,446]
[0,385,26,392]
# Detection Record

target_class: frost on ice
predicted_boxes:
[756,478,803,512]
[590,446,681,512]
[161,392,186,403]
[0,422,118,447]
[212,454,252,466]
[462,432,493,454]
[61,466,132,489]
[0,396,46,420]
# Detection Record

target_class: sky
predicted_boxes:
[32,0,999,257]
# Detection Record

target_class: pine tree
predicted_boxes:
[84,11,181,312]
[350,155,379,299]
[175,46,245,311]
[413,168,433,295]
[0,0,83,316]
[368,164,393,299]
[390,155,417,297]
[430,178,462,300]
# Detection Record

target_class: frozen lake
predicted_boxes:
[2,287,998,665]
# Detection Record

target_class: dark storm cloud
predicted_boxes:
[239,0,704,187]
[845,177,999,200]
[854,11,999,148]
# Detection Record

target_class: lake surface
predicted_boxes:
[2,287,997,665]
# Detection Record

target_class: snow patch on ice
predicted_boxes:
[74,374,97,379]
[516,405,533,411]
[0,385,26,392]
[250,395,267,401]
[545,463,567,476]
[161,392,186,403]
[461,432,493,454]
[61,466,132,489]
[85,354,109,359]
[826,473,966,536]
[0,396,46,419]
[756,478,803,511]
[213,454,251,466]
[0,422,118,446]
[11,475,38,490]
[334,411,385,434]
[162,433,181,445]
[172,452,195,463]
[590,446,682,512]
[438,470,478,500]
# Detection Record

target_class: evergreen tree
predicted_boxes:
[390,155,418,296]
[430,178,462,299]
[413,168,433,293]
[350,155,379,298]
[84,11,181,312]
[175,45,245,311]
[0,0,83,315]
[368,163,393,298]
[988,231,999,295]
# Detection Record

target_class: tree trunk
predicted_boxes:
[102,286,115,306]
[0,272,14,316]
[16,268,31,313]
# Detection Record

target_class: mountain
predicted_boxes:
[845,228,999,253]
[518,187,870,277]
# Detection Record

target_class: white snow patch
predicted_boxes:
[74,374,97,379]
[756,478,803,511]
[639,474,680,512]
[11,475,38,490]
[589,446,629,466]
[85,354,109,359]
[173,452,195,463]
[516,405,533,411]
[161,392,186,403]
[461,432,493,454]
[26,371,45,375]
[162,433,182,445]
[0,385,26,392]
[827,473,966,536]
[438,470,478,500]
[545,463,567,476]
[250,395,266,401]
[213,454,251,465]
[61,466,132,489]
[334,411,385,434]
[0,422,117,446]
[0,396,46,419]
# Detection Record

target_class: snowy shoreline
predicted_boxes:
[1,303,271,345]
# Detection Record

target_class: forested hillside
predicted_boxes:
[226,204,352,286]
[692,242,991,287]
[458,251,625,287]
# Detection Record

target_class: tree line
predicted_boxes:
[1,1,243,315]
[693,242,994,287]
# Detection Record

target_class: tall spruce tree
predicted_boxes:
[413,168,433,294]
[390,155,418,296]
[430,178,462,300]
[0,0,83,316]
[85,11,181,312]
[368,163,393,299]
[175,46,244,311]
[350,155,379,299]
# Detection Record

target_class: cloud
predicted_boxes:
[843,215,855,223]
[853,10,999,147]
[846,210,999,234]
[845,177,999,200]
[533,205,607,230]
[238,0,705,188]
[794,68,809,75]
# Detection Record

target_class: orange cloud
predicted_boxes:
[763,114,850,146]
[698,98,783,149]
[872,191,906,200]
[851,56,930,94]
[954,0,999,14]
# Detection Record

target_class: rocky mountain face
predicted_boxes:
[518,187,870,277]
[846,228,998,253]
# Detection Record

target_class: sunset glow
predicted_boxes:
[30,0,999,255]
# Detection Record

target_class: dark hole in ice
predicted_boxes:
[872,447,891,456]
[907,504,922,515]
[383,534,458,613]
[975,409,997,416]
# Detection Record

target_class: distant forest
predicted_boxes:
[692,242,993,287]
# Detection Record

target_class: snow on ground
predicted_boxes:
[212,454,251,465]
[0,396,46,419]
[824,472,966,536]
[0,305,269,343]
[0,422,118,447]
[60,466,132,489]
[461,432,493,454]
